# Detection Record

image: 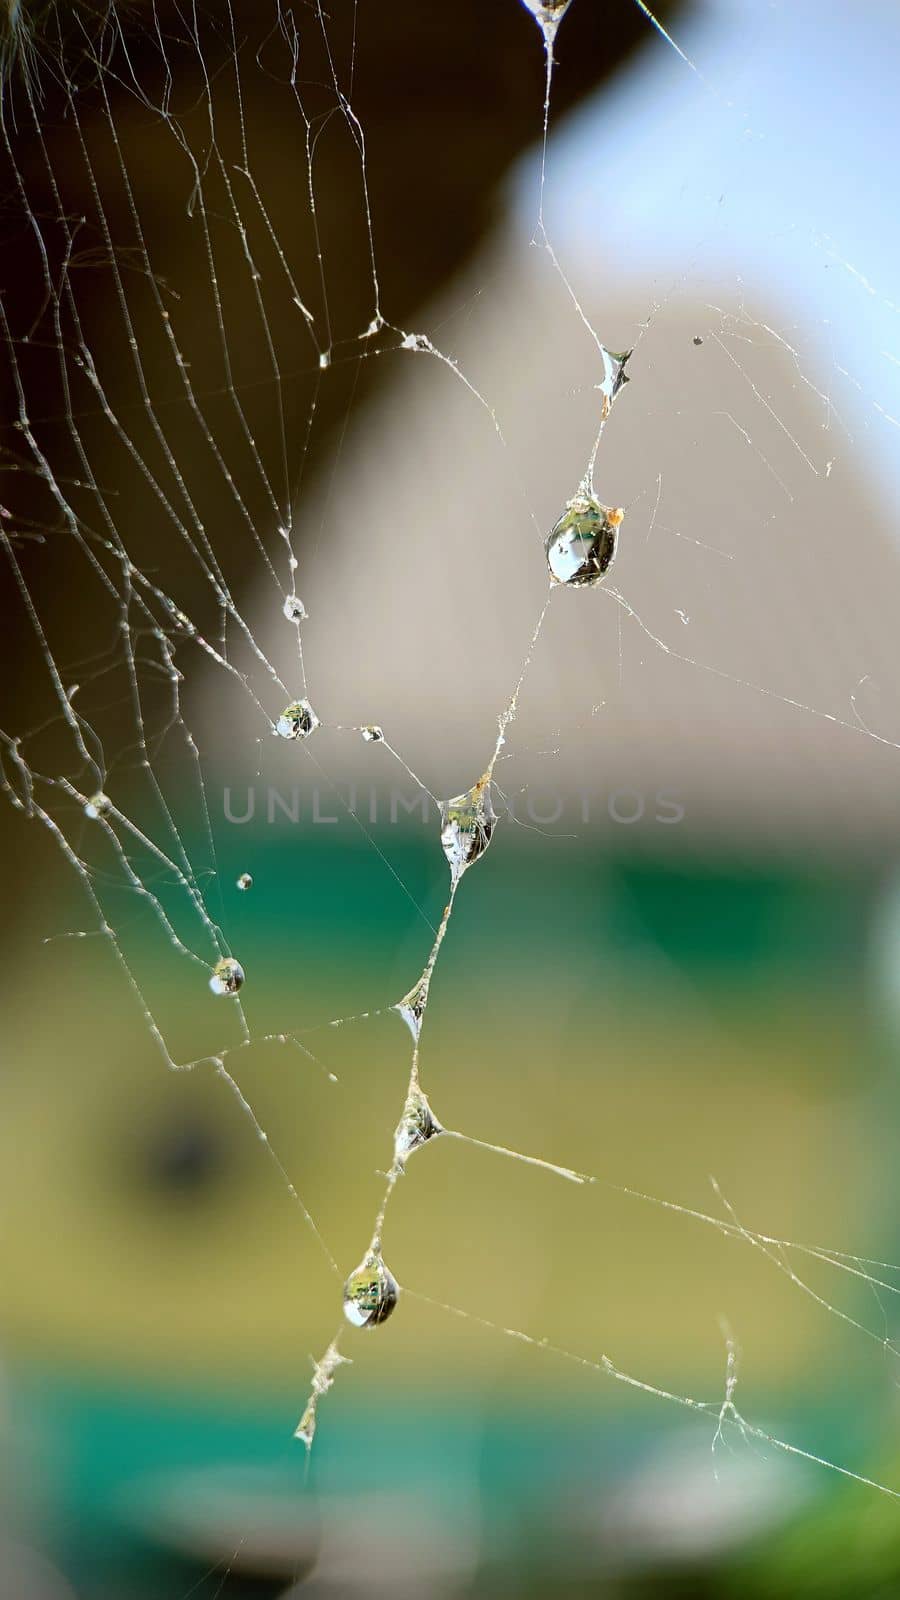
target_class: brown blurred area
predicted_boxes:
[0,0,682,726]
[0,0,689,937]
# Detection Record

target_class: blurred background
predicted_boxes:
[1,0,900,1594]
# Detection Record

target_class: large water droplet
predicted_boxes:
[440,774,497,882]
[342,1250,399,1329]
[236,872,253,891]
[276,698,320,739]
[283,595,307,622]
[361,725,384,743]
[393,1085,443,1169]
[545,495,623,587]
[84,791,111,820]
[209,955,245,996]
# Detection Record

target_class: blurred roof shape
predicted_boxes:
[238,221,900,854]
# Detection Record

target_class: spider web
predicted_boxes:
[1,0,899,1551]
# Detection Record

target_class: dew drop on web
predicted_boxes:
[597,345,631,420]
[342,1250,400,1329]
[520,0,572,42]
[236,872,253,891]
[276,698,320,739]
[84,791,112,820]
[282,595,307,622]
[440,774,498,882]
[360,725,384,743]
[395,974,430,1043]
[545,495,623,587]
[209,956,245,996]
[393,1085,443,1170]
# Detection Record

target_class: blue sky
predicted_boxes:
[515,0,900,494]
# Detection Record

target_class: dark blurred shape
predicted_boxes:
[0,0,686,752]
[136,1113,232,1201]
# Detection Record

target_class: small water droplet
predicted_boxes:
[276,698,320,739]
[209,956,245,996]
[84,791,111,820]
[597,346,631,420]
[319,350,331,370]
[288,555,299,571]
[361,725,384,743]
[236,872,253,891]
[401,332,430,352]
[395,974,429,1042]
[693,335,704,346]
[283,595,307,622]
[393,1085,443,1169]
[440,773,497,882]
[364,314,384,337]
[342,1250,399,1328]
[520,0,572,38]
[546,495,623,587]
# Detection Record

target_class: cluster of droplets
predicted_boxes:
[299,765,502,1437]
[297,309,633,1445]
[274,0,636,1446]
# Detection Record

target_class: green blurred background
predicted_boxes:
[2,818,899,1596]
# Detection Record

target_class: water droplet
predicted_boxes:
[84,791,112,819]
[395,974,429,1042]
[545,495,623,587]
[597,346,631,420]
[393,1085,443,1169]
[401,332,430,352]
[361,725,384,743]
[236,872,253,891]
[520,0,572,37]
[693,335,704,346]
[319,350,331,370]
[364,314,384,337]
[294,1406,317,1450]
[440,773,497,881]
[209,955,245,996]
[342,1250,399,1329]
[276,698,320,739]
[283,595,307,622]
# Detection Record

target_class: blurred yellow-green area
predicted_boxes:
[1,817,899,1597]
